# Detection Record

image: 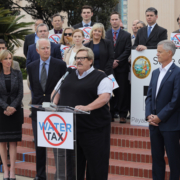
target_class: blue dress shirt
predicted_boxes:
[112,28,121,38]
[39,56,51,82]
[35,32,39,43]
[82,21,91,27]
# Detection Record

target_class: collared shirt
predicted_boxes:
[82,21,91,27]
[35,32,39,43]
[39,56,51,82]
[147,23,157,34]
[55,66,113,95]
[112,28,121,39]
[156,61,173,97]
[54,29,63,34]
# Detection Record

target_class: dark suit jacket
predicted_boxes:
[23,33,35,58]
[26,42,62,67]
[132,24,167,49]
[84,39,114,75]
[145,63,180,131]
[0,69,23,110]
[173,29,180,33]
[106,29,131,73]
[27,57,66,121]
[73,22,96,29]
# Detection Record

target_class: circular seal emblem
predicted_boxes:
[133,56,151,79]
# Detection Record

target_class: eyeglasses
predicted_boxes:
[64,33,72,36]
[74,57,88,61]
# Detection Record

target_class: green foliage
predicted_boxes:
[13,56,26,69]
[21,68,27,80]
[0,7,34,53]
[0,0,119,30]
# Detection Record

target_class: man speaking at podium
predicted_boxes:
[52,47,113,180]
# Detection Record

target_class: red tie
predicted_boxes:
[113,32,117,47]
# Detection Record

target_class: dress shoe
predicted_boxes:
[10,178,16,180]
[126,115,130,119]
[119,117,126,123]
[3,178,9,180]
[114,113,119,118]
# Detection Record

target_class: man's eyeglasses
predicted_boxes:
[64,33,72,36]
[74,57,88,61]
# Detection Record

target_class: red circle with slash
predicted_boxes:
[43,114,68,146]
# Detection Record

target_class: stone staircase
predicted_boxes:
[0,112,171,179]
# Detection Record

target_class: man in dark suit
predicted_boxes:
[173,15,180,33]
[27,38,66,180]
[23,19,43,57]
[132,7,167,51]
[26,23,62,67]
[146,40,180,180]
[73,5,95,29]
[106,12,131,123]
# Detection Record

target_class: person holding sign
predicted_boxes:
[146,40,180,180]
[0,50,23,180]
[73,5,95,29]
[84,23,114,76]
[60,27,74,59]
[63,29,84,65]
[49,13,64,35]
[52,47,113,180]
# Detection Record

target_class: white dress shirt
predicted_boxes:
[54,66,113,95]
[147,23,157,33]
[156,61,173,97]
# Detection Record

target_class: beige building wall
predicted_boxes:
[127,0,180,38]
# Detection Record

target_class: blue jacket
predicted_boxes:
[145,63,180,131]
[26,42,62,67]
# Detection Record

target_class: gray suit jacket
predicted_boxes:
[13,60,21,71]
[173,29,180,33]
[0,69,23,110]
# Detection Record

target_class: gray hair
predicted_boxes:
[36,23,49,32]
[158,40,176,56]
[137,21,146,27]
[36,38,51,50]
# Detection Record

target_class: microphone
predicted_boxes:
[61,67,73,82]
[50,67,72,104]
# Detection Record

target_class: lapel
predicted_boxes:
[146,24,158,43]
[152,70,160,101]
[45,57,54,91]
[0,71,6,91]
[107,30,114,48]
[156,63,175,98]
[10,69,17,92]
[99,39,104,68]
[114,29,123,50]
[35,60,44,92]
[142,26,148,42]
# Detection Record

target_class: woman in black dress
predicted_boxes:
[0,50,23,180]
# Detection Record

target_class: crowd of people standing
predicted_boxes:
[0,4,180,180]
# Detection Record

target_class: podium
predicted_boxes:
[30,104,90,180]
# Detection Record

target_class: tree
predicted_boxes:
[0,0,119,29]
[0,7,34,53]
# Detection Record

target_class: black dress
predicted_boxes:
[0,74,22,142]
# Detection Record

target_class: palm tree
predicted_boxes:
[0,7,34,53]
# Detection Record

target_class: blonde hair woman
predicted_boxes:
[84,23,114,75]
[63,29,84,65]
[0,50,23,180]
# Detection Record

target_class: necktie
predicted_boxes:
[84,24,89,27]
[113,32,117,47]
[41,62,47,92]
[147,26,152,38]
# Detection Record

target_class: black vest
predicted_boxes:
[59,69,111,132]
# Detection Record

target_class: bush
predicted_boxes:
[21,68,27,80]
[13,56,26,69]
